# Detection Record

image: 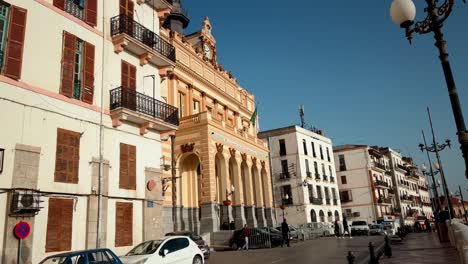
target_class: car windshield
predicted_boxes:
[126,240,163,256]
[352,221,367,226]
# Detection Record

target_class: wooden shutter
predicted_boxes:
[55,128,80,183]
[82,42,95,104]
[3,6,27,80]
[85,0,97,27]
[115,202,133,247]
[60,32,77,97]
[46,198,73,252]
[53,0,65,10]
[119,143,136,190]
[119,0,134,19]
[121,60,136,90]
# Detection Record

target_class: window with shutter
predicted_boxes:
[115,202,133,247]
[53,0,97,27]
[60,31,95,104]
[46,198,74,252]
[120,143,136,190]
[55,128,80,183]
[2,5,27,80]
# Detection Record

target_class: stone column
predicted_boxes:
[265,208,276,227]
[244,205,258,227]
[187,84,193,115]
[256,207,267,227]
[201,92,206,111]
[200,202,220,234]
[232,205,246,229]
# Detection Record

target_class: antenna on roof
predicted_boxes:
[299,105,305,128]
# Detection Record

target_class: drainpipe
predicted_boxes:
[171,134,177,231]
[267,137,277,224]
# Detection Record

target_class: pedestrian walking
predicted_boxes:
[242,224,249,250]
[334,220,340,238]
[424,218,431,233]
[281,218,290,247]
[342,217,352,239]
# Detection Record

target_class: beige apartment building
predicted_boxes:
[0,0,179,262]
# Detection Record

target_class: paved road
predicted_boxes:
[207,236,386,264]
[380,232,459,264]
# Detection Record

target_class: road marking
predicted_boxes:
[271,258,284,264]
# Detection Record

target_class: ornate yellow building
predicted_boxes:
[159,4,275,233]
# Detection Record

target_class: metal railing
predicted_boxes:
[309,197,323,205]
[330,176,335,182]
[315,173,321,180]
[110,14,176,62]
[306,171,312,178]
[65,0,84,21]
[333,198,338,205]
[325,198,331,205]
[373,161,386,170]
[374,180,389,188]
[110,87,179,126]
[279,172,290,180]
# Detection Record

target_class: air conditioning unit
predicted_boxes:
[10,191,42,214]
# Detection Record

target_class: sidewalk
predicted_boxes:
[380,232,459,264]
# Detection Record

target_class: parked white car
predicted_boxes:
[350,220,370,236]
[120,236,204,264]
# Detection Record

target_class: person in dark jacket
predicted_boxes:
[342,217,352,239]
[281,218,290,247]
[334,220,340,238]
[230,221,235,230]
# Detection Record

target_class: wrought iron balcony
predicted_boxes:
[330,176,335,182]
[333,198,338,205]
[111,14,175,66]
[279,172,290,180]
[323,175,328,181]
[282,197,293,205]
[310,197,323,205]
[110,87,179,130]
[387,188,396,196]
[396,163,408,172]
[339,165,347,171]
[306,171,312,178]
[406,171,420,181]
[372,161,386,171]
[64,0,84,21]
[325,198,331,205]
[378,197,392,205]
[374,180,389,188]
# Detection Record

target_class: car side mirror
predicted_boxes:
[159,249,169,257]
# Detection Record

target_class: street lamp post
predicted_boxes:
[421,164,441,211]
[419,108,454,218]
[390,0,468,180]
[223,185,235,227]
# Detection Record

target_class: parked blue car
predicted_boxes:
[39,248,122,264]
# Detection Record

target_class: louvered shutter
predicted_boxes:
[115,202,133,247]
[60,199,74,251]
[3,6,27,80]
[46,198,61,252]
[121,60,129,89]
[125,203,133,246]
[53,0,65,10]
[128,145,136,189]
[85,0,97,27]
[115,202,124,247]
[119,143,129,189]
[129,64,136,90]
[82,42,95,104]
[55,128,80,183]
[60,32,76,97]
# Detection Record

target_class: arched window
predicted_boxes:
[334,210,340,221]
[310,210,317,222]
[319,210,325,222]
[327,211,333,222]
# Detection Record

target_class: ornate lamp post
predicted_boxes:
[223,185,235,225]
[421,163,442,211]
[390,0,468,180]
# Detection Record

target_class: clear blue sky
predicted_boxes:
[181,0,468,198]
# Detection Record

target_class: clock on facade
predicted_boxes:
[203,44,212,60]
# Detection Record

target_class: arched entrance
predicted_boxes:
[310,209,317,222]
[178,153,202,232]
[334,210,340,221]
[327,211,333,222]
[319,210,325,222]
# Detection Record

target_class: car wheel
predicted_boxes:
[193,255,203,264]
[231,242,238,250]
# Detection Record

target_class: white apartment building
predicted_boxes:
[0,1,178,263]
[258,126,342,227]
[334,145,433,229]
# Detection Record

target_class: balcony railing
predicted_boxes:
[378,197,392,204]
[310,197,323,205]
[64,0,84,21]
[374,180,389,188]
[282,197,293,205]
[110,87,179,126]
[306,171,312,178]
[110,14,176,62]
[330,176,335,183]
[373,161,386,171]
[315,173,320,180]
[333,198,338,205]
[387,189,395,196]
[323,175,328,181]
[279,172,290,180]
[325,198,331,205]
[396,164,408,172]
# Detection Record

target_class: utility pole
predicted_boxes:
[171,134,177,231]
[422,130,442,211]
